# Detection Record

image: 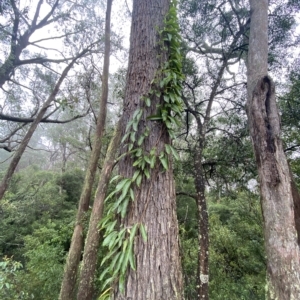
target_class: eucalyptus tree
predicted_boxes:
[246,0,300,298]
[59,0,113,298]
[0,0,109,199]
[178,0,300,298]
[97,0,184,298]
[178,1,250,298]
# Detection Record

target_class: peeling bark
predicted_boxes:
[247,0,300,298]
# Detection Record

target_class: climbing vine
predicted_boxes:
[98,1,183,298]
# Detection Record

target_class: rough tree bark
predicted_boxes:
[0,47,91,201]
[76,119,122,300]
[59,0,113,299]
[111,0,183,299]
[246,0,300,298]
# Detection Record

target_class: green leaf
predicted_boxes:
[136,174,142,187]
[150,147,157,156]
[121,131,130,144]
[117,228,127,247]
[120,180,132,201]
[132,170,140,182]
[132,108,141,121]
[150,155,156,168]
[129,224,138,244]
[137,135,145,146]
[100,265,111,281]
[140,223,147,242]
[145,97,151,107]
[113,251,125,276]
[105,190,117,202]
[133,158,142,167]
[144,127,150,136]
[136,108,143,121]
[160,79,165,88]
[132,121,138,132]
[169,145,180,160]
[147,115,162,121]
[121,242,133,276]
[144,155,151,165]
[159,155,169,170]
[110,175,120,184]
[106,220,117,234]
[101,248,118,266]
[129,246,136,270]
[135,148,142,157]
[120,197,130,218]
[130,131,136,143]
[129,188,135,201]
[122,238,128,253]
[103,231,117,247]
[165,144,171,154]
[99,288,112,300]
[144,168,150,179]
[115,178,130,193]
[102,276,113,289]
[119,273,125,294]
[125,119,134,132]
[109,252,121,272]
[128,143,134,151]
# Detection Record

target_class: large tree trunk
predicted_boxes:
[76,119,122,300]
[112,0,183,299]
[59,1,113,299]
[246,0,300,298]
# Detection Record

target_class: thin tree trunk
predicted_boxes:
[194,149,209,300]
[112,0,183,298]
[246,0,300,298]
[0,49,89,201]
[76,118,122,300]
[59,1,113,298]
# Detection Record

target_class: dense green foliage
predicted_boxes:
[0,168,83,299]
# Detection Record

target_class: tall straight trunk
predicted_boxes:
[112,0,183,298]
[0,49,89,200]
[194,149,209,300]
[76,118,122,300]
[246,0,300,298]
[59,1,113,299]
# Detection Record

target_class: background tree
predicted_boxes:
[59,0,113,298]
[246,0,300,298]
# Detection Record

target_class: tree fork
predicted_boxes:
[76,118,122,300]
